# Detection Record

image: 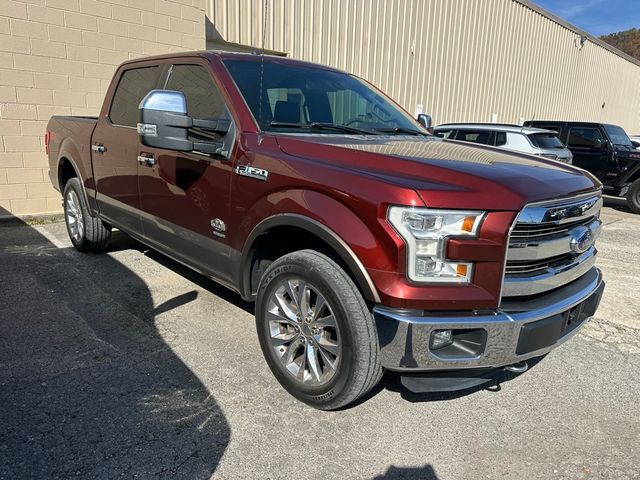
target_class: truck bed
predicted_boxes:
[47,115,99,195]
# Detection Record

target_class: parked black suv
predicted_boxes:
[524,121,640,213]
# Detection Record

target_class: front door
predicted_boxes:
[92,65,164,233]
[137,63,237,284]
[566,125,611,180]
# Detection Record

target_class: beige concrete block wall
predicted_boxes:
[0,0,206,217]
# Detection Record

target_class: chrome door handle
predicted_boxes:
[137,155,156,167]
[91,144,106,154]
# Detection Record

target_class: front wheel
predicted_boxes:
[626,179,640,214]
[63,178,111,252]
[255,250,383,410]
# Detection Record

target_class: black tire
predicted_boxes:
[626,179,640,214]
[255,249,382,410]
[63,178,111,252]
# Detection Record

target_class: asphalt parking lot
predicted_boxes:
[1,198,639,480]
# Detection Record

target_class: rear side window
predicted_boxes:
[165,64,228,120]
[568,127,604,148]
[529,133,564,148]
[455,130,492,145]
[109,66,160,127]
[495,131,507,146]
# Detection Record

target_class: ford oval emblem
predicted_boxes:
[569,226,594,254]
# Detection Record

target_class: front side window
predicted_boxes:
[165,64,228,121]
[165,64,231,146]
[567,127,604,148]
[223,58,425,134]
[110,66,161,127]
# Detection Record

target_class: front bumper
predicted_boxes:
[374,267,604,372]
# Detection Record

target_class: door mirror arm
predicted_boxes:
[192,118,231,135]
[193,141,227,157]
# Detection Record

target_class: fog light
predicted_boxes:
[430,329,453,350]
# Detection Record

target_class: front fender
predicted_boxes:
[239,190,394,303]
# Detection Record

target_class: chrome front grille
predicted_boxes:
[510,215,596,239]
[502,193,602,298]
[505,253,578,276]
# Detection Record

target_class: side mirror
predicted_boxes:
[137,90,230,155]
[417,113,433,130]
[592,138,605,149]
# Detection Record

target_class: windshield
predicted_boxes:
[603,124,633,147]
[223,58,426,134]
[529,132,565,149]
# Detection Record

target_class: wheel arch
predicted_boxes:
[240,214,381,304]
[56,145,95,216]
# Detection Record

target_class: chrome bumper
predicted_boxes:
[374,267,604,372]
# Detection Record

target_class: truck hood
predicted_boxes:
[275,134,601,210]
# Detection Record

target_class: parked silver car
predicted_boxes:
[433,123,573,163]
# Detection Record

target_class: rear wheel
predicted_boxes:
[626,179,640,214]
[255,250,382,410]
[63,178,111,252]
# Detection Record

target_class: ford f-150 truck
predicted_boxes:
[46,51,605,410]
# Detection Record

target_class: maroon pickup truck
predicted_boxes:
[46,51,605,409]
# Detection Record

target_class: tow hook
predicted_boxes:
[504,361,528,373]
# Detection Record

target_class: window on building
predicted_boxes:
[109,66,161,127]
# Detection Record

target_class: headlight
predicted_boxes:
[388,206,485,283]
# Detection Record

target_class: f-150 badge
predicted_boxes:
[235,165,269,181]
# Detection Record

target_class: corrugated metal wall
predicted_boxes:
[207,0,640,133]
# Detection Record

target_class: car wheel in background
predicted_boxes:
[626,179,640,214]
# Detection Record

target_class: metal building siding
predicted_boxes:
[208,0,640,132]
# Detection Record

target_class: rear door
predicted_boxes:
[92,65,164,232]
[137,62,238,284]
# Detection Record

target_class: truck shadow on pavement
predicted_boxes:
[107,228,545,409]
[108,229,255,315]
[0,211,230,478]
[373,464,439,479]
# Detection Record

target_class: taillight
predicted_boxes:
[44,130,52,155]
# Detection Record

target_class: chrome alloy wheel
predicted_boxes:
[65,189,84,242]
[267,278,341,386]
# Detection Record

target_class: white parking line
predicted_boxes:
[32,225,68,249]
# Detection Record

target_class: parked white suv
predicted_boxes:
[433,123,573,163]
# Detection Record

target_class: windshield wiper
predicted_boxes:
[269,121,376,135]
[373,126,428,136]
